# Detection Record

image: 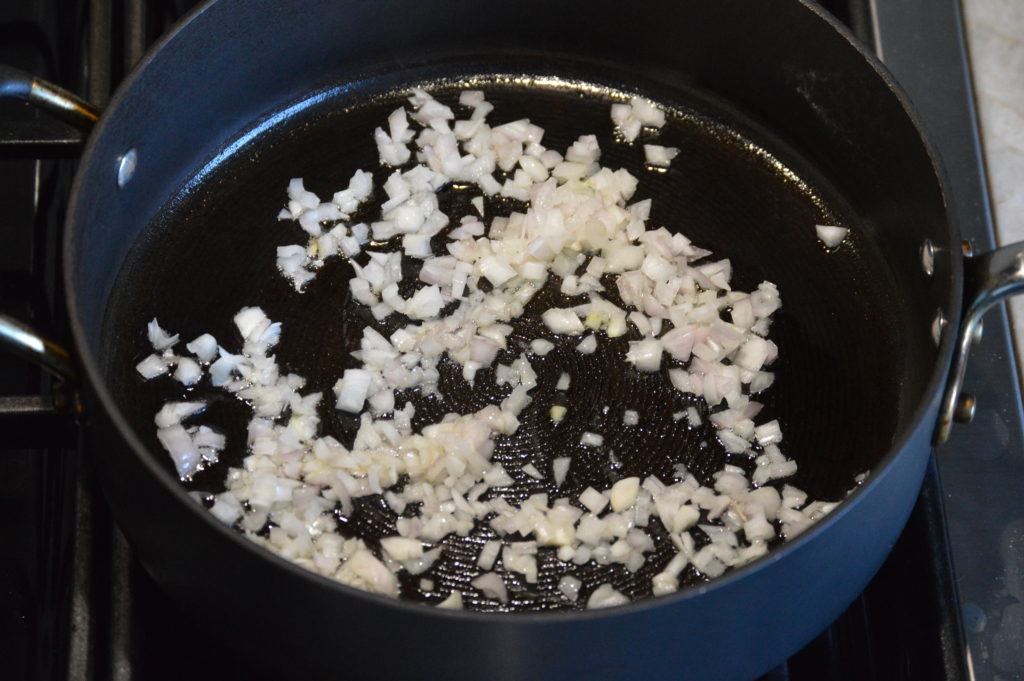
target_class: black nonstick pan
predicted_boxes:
[2,1,1019,679]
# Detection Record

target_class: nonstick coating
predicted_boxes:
[103,74,904,611]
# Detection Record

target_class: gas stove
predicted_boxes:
[1,1,1020,679]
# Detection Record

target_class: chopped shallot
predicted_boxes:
[134,87,842,613]
[816,224,849,248]
[587,583,629,609]
[471,572,508,602]
[644,144,679,168]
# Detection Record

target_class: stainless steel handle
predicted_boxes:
[935,241,1024,444]
[0,65,100,131]
[0,315,77,382]
[0,67,94,423]
[0,315,80,417]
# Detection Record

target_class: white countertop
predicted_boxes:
[963,0,1024,370]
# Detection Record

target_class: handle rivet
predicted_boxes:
[117,148,137,188]
[931,309,946,346]
[921,240,935,276]
[954,392,976,424]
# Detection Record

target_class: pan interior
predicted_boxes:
[102,71,905,611]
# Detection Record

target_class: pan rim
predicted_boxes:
[63,0,962,622]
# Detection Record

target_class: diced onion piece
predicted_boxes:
[334,369,372,413]
[643,144,679,168]
[339,549,399,597]
[136,354,168,379]
[478,541,502,570]
[478,255,518,287]
[234,307,271,342]
[437,591,464,610]
[157,425,201,479]
[652,571,679,596]
[471,572,508,602]
[154,401,205,428]
[209,349,244,387]
[610,477,640,512]
[626,339,662,372]
[147,318,178,350]
[380,536,424,561]
[736,337,770,372]
[522,463,543,479]
[406,286,444,320]
[209,496,241,525]
[186,333,218,362]
[559,575,582,601]
[552,457,571,486]
[542,308,584,336]
[579,487,609,514]
[587,583,629,609]
[530,338,554,356]
[173,357,202,386]
[754,420,783,446]
[816,225,849,248]
[576,335,597,354]
[193,426,225,454]
[630,97,666,127]
[669,505,700,533]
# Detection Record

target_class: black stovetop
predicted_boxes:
[1,1,1020,680]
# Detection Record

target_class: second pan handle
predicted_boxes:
[0,65,100,131]
[935,241,1024,444]
[0,314,81,421]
